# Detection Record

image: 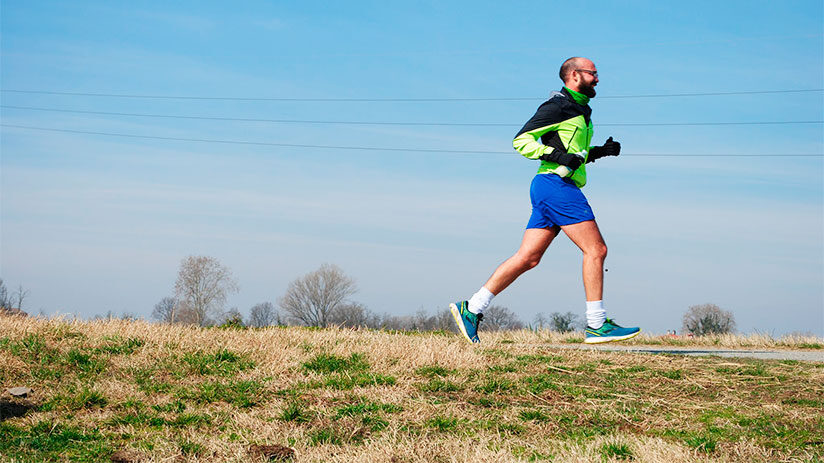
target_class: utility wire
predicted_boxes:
[1,88,822,102]
[3,124,822,157]
[2,105,821,127]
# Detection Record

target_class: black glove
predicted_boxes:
[587,136,621,163]
[540,148,584,171]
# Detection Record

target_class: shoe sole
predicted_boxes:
[584,329,641,344]
[449,303,476,344]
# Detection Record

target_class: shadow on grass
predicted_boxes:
[0,399,37,421]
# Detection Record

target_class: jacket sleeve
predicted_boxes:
[512,99,566,160]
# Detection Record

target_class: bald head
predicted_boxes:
[559,56,598,98]
[559,57,594,84]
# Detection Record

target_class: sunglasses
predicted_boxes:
[575,69,598,78]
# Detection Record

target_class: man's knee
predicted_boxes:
[518,252,543,270]
[590,242,607,260]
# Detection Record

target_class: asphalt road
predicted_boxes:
[550,344,824,362]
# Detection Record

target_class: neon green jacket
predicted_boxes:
[513,87,594,187]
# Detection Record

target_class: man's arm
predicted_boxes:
[513,101,584,170]
[513,97,576,164]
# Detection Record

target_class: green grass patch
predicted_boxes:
[797,342,823,349]
[96,336,145,355]
[0,420,112,462]
[169,412,212,427]
[781,397,824,407]
[360,415,390,432]
[657,369,684,380]
[181,348,256,376]
[303,352,369,374]
[3,334,61,366]
[63,348,106,377]
[151,400,186,413]
[280,401,314,423]
[426,415,462,432]
[487,363,520,373]
[107,409,167,428]
[515,353,566,365]
[600,441,634,461]
[519,409,551,422]
[313,372,397,390]
[511,446,554,461]
[474,376,516,394]
[178,438,205,456]
[715,362,771,377]
[468,396,510,408]
[418,377,463,393]
[132,367,175,394]
[307,427,344,446]
[179,379,266,408]
[684,434,718,453]
[522,373,560,394]
[415,365,454,378]
[334,400,403,419]
[556,411,620,440]
[42,387,107,411]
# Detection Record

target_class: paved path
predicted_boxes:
[549,344,824,362]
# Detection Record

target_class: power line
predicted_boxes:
[3,124,822,157]
[2,105,821,127]
[1,88,822,102]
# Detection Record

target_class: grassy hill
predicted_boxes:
[1,316,822,462]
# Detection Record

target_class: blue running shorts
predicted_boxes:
[526,174,595,229]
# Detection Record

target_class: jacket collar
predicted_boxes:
[562,86,590,105]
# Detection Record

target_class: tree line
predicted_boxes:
[1,257,738,336]
[149,256,586,332]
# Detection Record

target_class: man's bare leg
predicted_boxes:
[483,226,560,295]
[561,219,641,342]
[559,219,607,301]
[453,227,559,342]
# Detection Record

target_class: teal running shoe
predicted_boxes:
[450,301,482,344]
[584,318,640,344]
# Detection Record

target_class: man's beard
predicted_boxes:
[580,83,597,98]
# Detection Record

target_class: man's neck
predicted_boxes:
[563,86,590,105]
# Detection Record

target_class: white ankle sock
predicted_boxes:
[468,287,494,314]
[586,300,606,329]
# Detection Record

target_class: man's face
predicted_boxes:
[572,60,599,98]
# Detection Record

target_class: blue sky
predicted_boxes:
[1,0,822,336]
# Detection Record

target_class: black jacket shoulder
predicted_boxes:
[515,88,590,137]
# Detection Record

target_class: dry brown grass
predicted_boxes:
[486,329,824,350]
[1,316,822,462]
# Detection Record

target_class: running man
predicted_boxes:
[450,57,640,344]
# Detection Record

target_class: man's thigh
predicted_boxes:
[517,226,560,258]
[560,220,605,252]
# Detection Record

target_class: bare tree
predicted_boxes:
[174,256,239,326]
[248,302,281,327]
[682,303,736,336]
[152,297,178,323]
[12,285,29,312]
[96,310,138,321]
[0,279,28,316]
[329,302,377,328]
[0,279,10,311]
[533,312,549,330]
[219,307,245,328]
[431,307,458,332]
[481,305,524,331]
[279,264,357,327]
[549,311,581,332]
